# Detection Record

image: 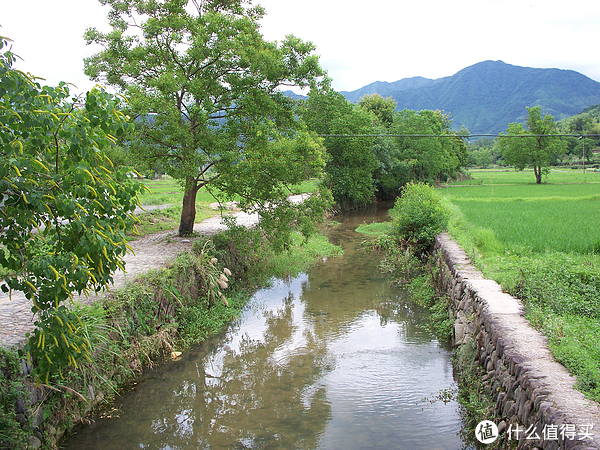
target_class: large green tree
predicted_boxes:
[0,37,143,382]
[84,0,328,237]
[357,93,397,128]
[302,88,377,209]
[499,106,567,183]
[383,109,467,191]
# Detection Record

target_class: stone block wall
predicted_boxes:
[435,232,600,449]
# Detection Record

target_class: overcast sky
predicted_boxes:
[2,0,599,96]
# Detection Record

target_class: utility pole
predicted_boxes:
[578,136,586,181]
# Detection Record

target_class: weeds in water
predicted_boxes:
[421,384,458,406]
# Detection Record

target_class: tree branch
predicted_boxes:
[53,102,77,174]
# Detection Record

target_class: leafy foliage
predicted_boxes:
[371,109,468,198]
[0,36,143,382]
[392,110,468,183]
[302,88,377,209]
[0,349,32,449]
[303,85,468,202]
[369,127,410,199]
[389,182,450,254]
[557,104,600,163]
[466,138,502,168]
[210,216,342,287]
[209,216,268,287]
[558,103,600,135]
[498,106,567,183]
[357,93,397,127]
[84,0,329,237]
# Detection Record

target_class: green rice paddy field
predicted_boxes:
[444,170,600,254]
[443,168,600,401]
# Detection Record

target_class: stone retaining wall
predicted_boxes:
[435,232,600,449]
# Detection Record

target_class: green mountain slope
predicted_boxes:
[341,61,600,134]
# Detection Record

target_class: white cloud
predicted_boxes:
[1,0,598,95]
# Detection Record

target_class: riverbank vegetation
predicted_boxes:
[366,170,600,440]
[444,169,600,402]
[0,224,342,449]
[368,183,454,341]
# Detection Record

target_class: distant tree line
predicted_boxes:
[300,90,469,208]
[465,104,600,181]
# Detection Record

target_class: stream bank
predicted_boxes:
[435,232,600,449]
[60,208,466,450]
[1,218,340,449]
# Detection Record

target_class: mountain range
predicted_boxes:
[340,60,600,135]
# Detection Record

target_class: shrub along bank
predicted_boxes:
[370,182,454,340]
[0,225,342,449]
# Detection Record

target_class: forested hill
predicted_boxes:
[340,60,600,134]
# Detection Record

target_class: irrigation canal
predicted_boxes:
[62,208,468,449]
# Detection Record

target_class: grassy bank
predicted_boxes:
[443,168,600,402]
[137,177,320,207]
[131,177,322,238]
[0,224,342,449]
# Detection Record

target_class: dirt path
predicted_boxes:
[0,195,309,349]
[0,227,195,349]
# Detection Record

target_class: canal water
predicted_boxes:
[63,208,467,449]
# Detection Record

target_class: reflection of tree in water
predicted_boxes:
[64,208,463,450]
[375,295,443,345]
[145,293,333,450]
[300,227,434,346]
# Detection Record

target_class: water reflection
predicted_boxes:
[63,208,465,450]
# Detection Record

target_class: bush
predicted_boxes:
[389,182,449,254]
[0,349,32,449]
[208,217,269,288]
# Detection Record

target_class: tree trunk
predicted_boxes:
[534,165,542,184]
[179,178,199,236]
